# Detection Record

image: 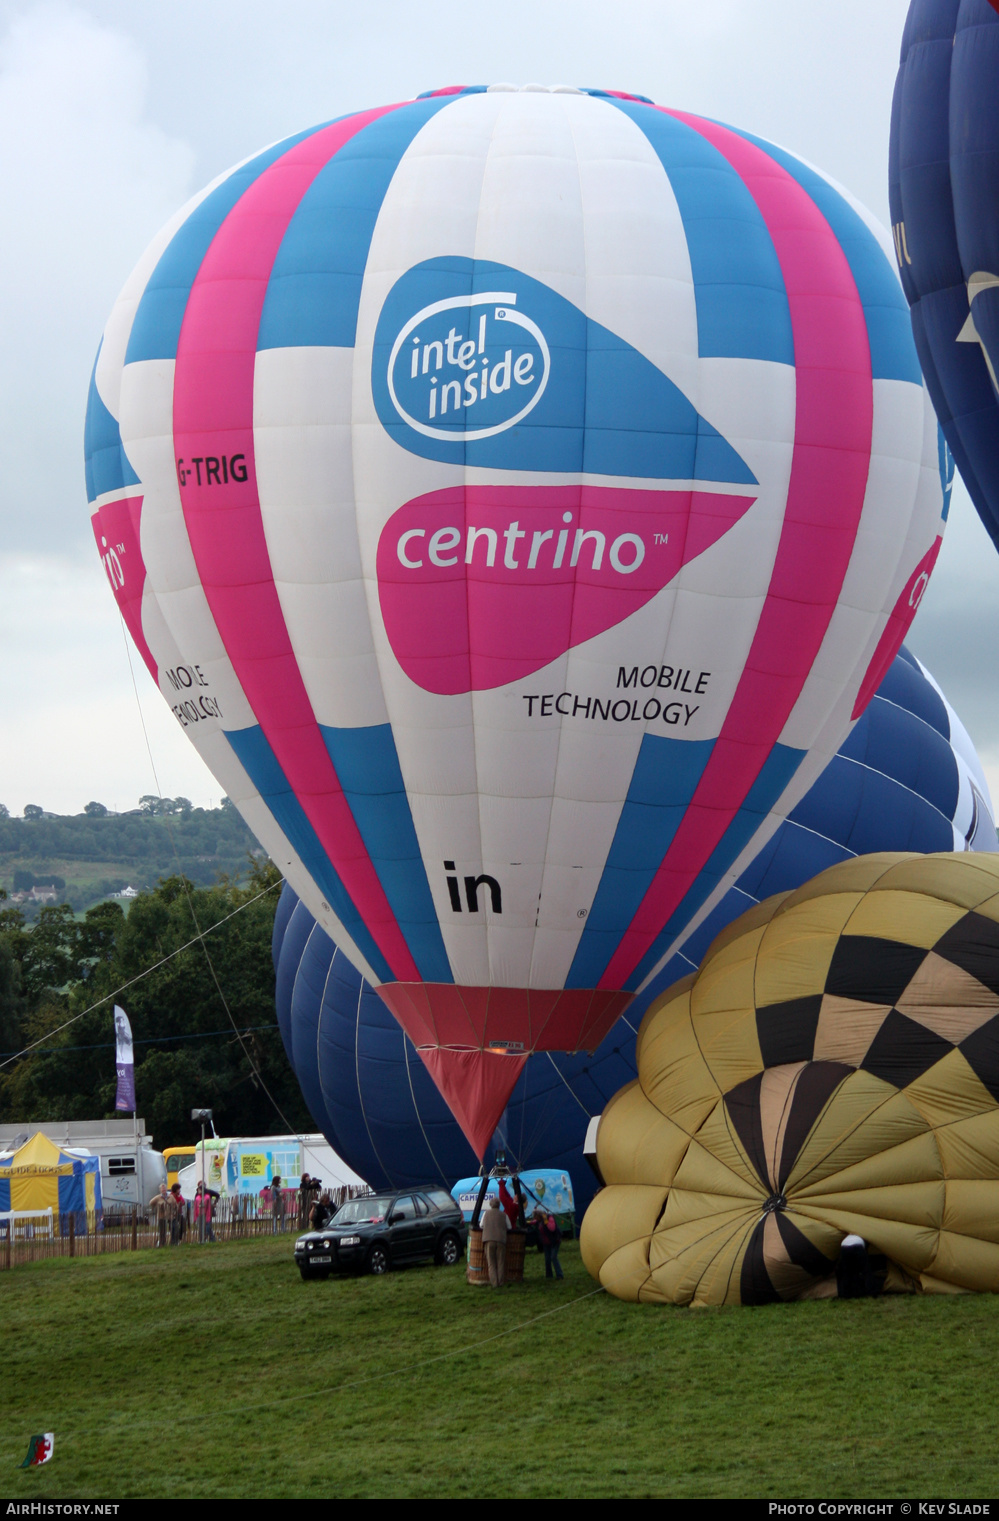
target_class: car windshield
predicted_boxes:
[332,1197,392,1226]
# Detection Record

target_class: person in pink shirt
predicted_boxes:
[193,1180,218,1243]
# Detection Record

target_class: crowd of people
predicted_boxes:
[147,1172,331,1245]
[147,1180,221,1245]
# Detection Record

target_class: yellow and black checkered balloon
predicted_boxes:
[580,853,999,1305]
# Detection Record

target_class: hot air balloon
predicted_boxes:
[582,850,999,1305]
[889,0,999,550]
[271,646,994,1203]
[87,85,947,1157]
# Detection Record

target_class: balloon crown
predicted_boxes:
[416,84,654,102]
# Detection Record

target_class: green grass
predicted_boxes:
[4,1236,999,1498]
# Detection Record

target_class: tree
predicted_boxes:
[0,804,9,818]
[12,870,33,893]
[23,805,42,820]
[83,802,108,818]
[77,901,124,970]
[20,905,81,999]
[0,935,24,1054]
[0,861,307,1149]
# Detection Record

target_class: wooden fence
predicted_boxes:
[0,1186,369,1271]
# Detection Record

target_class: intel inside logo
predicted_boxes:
[388,292,549,440]
[371,255,759,483]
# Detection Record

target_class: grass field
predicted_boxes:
[4,1235,999,1499]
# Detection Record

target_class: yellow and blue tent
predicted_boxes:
[0,1132,101,1215]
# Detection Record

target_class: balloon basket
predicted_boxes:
[467,1227,525,1286]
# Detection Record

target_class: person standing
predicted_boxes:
[148,1184,170,1248]
[535,1207,564,1281]
[170,1183,186,1245]
[480,1196,509,1288]
[298,1173,320,1229]
[497,1177,520,1228]
[194,1181,219,1243]
[271,1174,286,1234]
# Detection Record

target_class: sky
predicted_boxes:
[1,0,996,815]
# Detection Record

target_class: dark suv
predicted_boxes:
[294,1188,467,1280]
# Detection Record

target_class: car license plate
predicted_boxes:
[312,1255,332,1264]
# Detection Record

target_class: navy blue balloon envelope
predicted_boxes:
[274,648,996,1211]
[889,0,999,548]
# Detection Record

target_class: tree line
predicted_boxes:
[0,859,314,1152]
[0,798,265,914]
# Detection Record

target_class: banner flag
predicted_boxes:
[114,1005,135,1112]
[19,1433,53,1467]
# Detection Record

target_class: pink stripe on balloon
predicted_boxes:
[92,495,157,681]
[851,537,942,720]
[173,104,421,981]
[599,110,874,989]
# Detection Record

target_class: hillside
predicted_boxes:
[0,798,264,915]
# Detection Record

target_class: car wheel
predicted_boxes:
[367,1243,390,1275]
[436,1231,461,1267]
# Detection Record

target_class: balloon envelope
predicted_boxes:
[273,647,995,1204]
[583,849,999,1304]
[89,85,946,1155]
[888,0,999,549]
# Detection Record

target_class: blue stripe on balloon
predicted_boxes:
[623,741,806,992]
[727,127,922,386]
[605,99,794,365]
[224,724,393,984]
[565,733,714,989]
[84,352,141,503]
[258,98,459,350]
[124,122,335,365]
[319,723,452,983]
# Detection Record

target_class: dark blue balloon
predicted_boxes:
[273,649,996,1212]
[889,0,999,548]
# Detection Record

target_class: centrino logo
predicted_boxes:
[386,292,550,441]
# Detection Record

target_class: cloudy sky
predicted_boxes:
[1,0,996,815]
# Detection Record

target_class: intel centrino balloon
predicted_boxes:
[86,85,948,1154]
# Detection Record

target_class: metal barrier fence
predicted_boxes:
[0,1187,369,1271]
